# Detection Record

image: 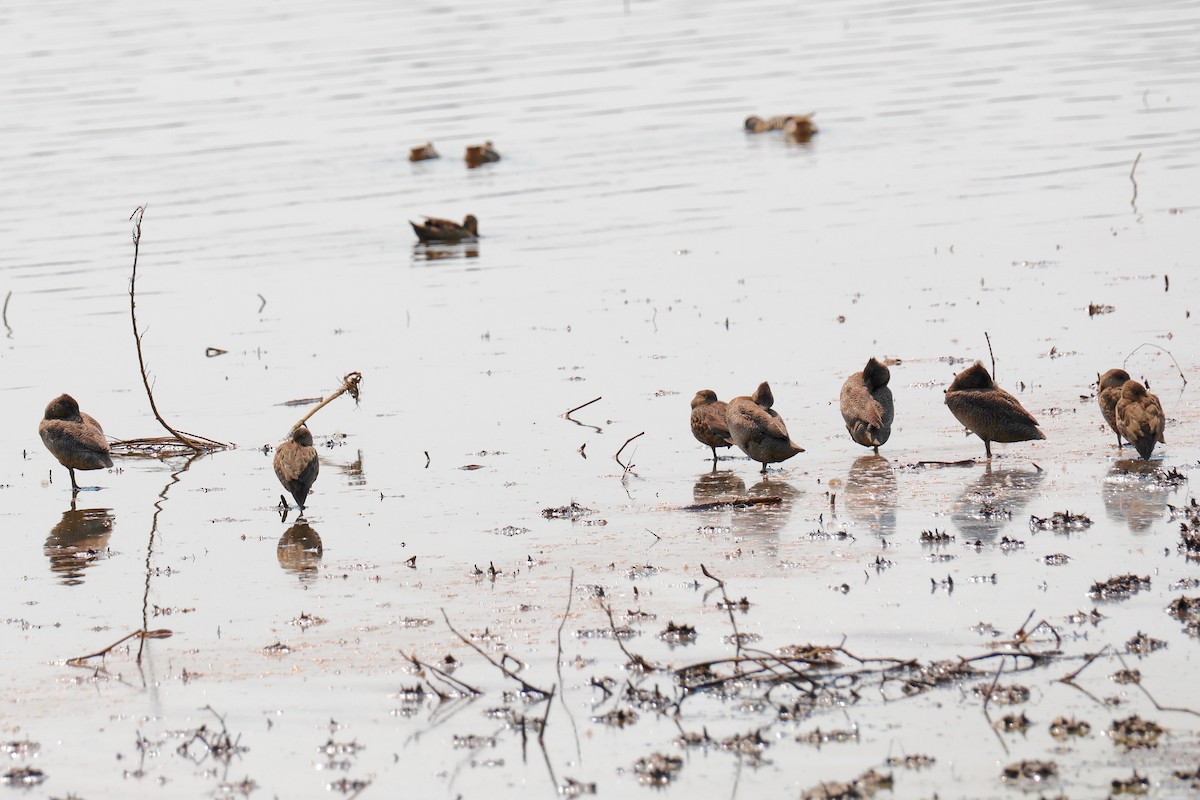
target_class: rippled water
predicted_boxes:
[2,0,1200,796]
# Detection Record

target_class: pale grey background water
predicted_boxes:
[2,0,1199,796]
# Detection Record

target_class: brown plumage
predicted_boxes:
[1115,380,1165,460]
[410,214,479,243]
[690,390,733,466]
[408,142,440,162]
[39,394,112,492]
[743,114,819,138]
[1097,368,1130,448]
[944,361,1044,458]
[725,381,804,473]
[464,140,501,168]
[840,358,894,453]
[275,425,320,515]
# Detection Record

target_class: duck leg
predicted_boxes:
[68,467,80,493]
[984,439,993,459]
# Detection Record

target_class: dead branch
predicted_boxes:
[984,331,996,379]
[440,608,550,699]
[1129,151,1142,212]
[702,564,744,661]
[120,206,230,456]
[554,569,582,760]
[401,651,481,697]
[681,496,781,511]
[289,371,363,434]
[602,602,659,672]
[614,431,644,471]
[1122,343,1188,386]
[563,396,601,417]
[2,290,10,337]
[67,628,172,666]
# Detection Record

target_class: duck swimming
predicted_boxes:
[725,381,804,473]
[1114,380,1165,460]
[1097,368,1130,448]
[944,361,1044,458]
[408,142,440,162]
[690,390,733,466]
[39,393,112,492]
[275,425,320,517]
[410,214,479,243]
[464,141,501,168]
[840,357,894,453]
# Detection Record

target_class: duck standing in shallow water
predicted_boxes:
[944,361,1044,458]
[840,357,894,453]
[1115,380,1165,460]
[690,390,733,466]
[275,425,320,517]
[410,214,479,243]
[725,382,804,473]
[39,394,113,492]
[1097,368,1130,448]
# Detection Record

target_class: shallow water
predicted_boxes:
[3,0,1200,796]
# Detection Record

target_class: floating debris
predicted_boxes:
[801,768,892,800]
[1089,574,1151,600]
[591,709,639,728]
[1001,759,1057,782]
[1065,608,1105,626]
[1111,669,1140,685]
[920,529,953,545]
[492,525,530,537]
[973,683,1030,705]
[1049,717,1091,739]
[1030,511,1093,531]
[1166,596,1200,636]
[1044,553,1070,566]
[658,621,698,646]
[1109,715,1164,749]
[632,752,683,787]
[775,644,840,667]
[2,741,39,759]
[716,596,751,612]
[995,712,1033,733]
[1088,303,1116,316]
[999,536,1026,550]
[320,739,364,757]
[397,617,434,628]
[1111,771,1149,795]
[675,729,716,749]
[541,502,595,520]
[1125,631,1168,656]
[452,734,497,750]
[559,777,598,798]
[0,767,47,787]
[796,726,860,746]
[885,753,935,770]
[261,642,292,656]
[290,611,327,630]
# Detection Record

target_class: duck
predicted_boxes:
[39,394,113,492]
[410,214,479,243]
[1114,380,1165,460]
[783,114,819,141]
[690,390,733,466]
[725,381,804,473]
[464,141,501,168]
[275,425,320,516]
[840,357,894,453]
[408,142,440,162]
[1097,368,1130,447]
[944,361,1044,458]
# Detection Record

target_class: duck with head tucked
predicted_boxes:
[275,425,320,518]
[464,141,501,168]
[944,361,1044,458]
[1114,379,1165,460]
[840,357,894,453]
[39,393,113,493]
[410,214,479,243]
[408,142,439,162]
[1097,368,1130,448]
[690,390,733,467]
[725,381,804,473]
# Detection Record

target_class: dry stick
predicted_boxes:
[126,206,227,453]
[289,371,363,434]
[700,564,744,662]
[984,331,996,379]
[440,608,550,698]
[67,628,173,666]
[1130,151,1142,212]
[401,651,481,697]
[563,396,601,417]
[1122,343,1188,387]
[601,602,656,671]
[614,431,645,470]
[554,569,583,760]
[2,290,11,336]
[1113,650,1200,719]
[681,496,781,511]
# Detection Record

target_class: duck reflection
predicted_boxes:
[337,449,366,487]
[412,241,480,263]
[693,470,746,503]
[277,522,323,579]
[1103,460,1168,534]
[951,464,1046,542]
[731,477,800,538]
[843,455,898,536]
[45,503,115,586]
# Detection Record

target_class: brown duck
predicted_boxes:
[944,361,1044,458]
[39,394,113,492]
[690,390,733,466]
[275,425,320,516]
[725,382,804,473]
[410,214,479,243]
[840,357,894,453]
[1115,380,1165,460]
[1097,368,1130,447]
[408,142,440,162]
[464,141,501,168]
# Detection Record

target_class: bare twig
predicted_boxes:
[1129,151,1142,213]
[401,651,481,697]
[1122,343,1188,386]
[67,628,172,666]
[701,564,744,661]
[984,331,996,379]
[614,431,645,471]
[440,608,549,698]
[681,496,781,511]
[289,371,363,434]
[124,206,229,455]
[563,396,601,417]
[2,290,11,337]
